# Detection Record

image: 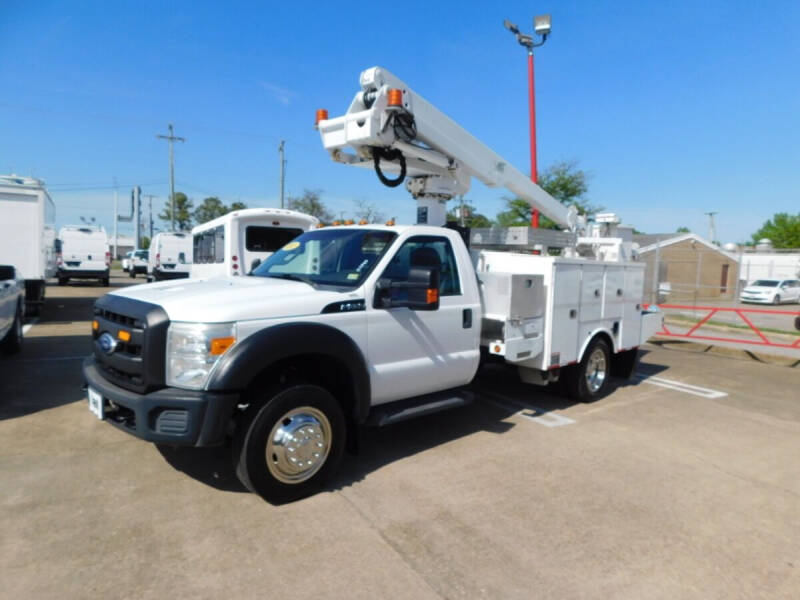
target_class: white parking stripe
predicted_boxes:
[479,389,576,427]
[22,318,38,334]
[634,374,728,399]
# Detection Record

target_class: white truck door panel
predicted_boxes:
[580,265,604,322]
[603,267,625,319]
[550,263,581,366]
[622,267,644,348]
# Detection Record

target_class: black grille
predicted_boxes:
[92,295,169,394]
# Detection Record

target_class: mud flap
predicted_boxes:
[611,347,639,379]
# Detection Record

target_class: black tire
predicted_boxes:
[773,294,781,305]
[233,384,346,504]
[1,303,23,355]
[57,277,68,286]
[129,271,135,278]
[102,277,110,286]
[564,338,612,403]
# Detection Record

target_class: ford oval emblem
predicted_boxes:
[98,332,118,355]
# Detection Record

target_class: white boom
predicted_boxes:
[316,66,577,230]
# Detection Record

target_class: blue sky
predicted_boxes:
[1,0,798,243]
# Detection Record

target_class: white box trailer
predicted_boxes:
[147,232,192,282]
[190,208,319,278]
[0,175,57,315]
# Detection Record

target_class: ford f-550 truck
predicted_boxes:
[83,67,661,503]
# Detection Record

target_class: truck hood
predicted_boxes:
[109,276,362,322]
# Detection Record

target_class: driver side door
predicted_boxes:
[366,235,480,404]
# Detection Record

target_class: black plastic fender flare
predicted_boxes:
[207,322,372,423]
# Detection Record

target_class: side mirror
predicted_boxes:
[375,266,440,311]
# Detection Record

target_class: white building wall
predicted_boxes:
[740,253,800,283]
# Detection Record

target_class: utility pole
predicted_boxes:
[144,195,157,238]
[112,177,118,259]
[278,140,286,209]
[705,211,718,244]
[157,124,185,231]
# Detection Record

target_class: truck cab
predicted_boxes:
[84,225,481,503]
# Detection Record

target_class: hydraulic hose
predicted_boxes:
[372,147,407,188]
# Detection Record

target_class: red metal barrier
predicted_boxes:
[645,304,800,350]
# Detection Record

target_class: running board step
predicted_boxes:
[367,390,474,427]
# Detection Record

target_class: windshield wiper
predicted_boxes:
[266,273,316,286]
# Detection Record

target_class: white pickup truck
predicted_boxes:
[0,264,24,355]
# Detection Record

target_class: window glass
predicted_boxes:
[252,229,396,288]
[380,236,461,296]
[214,226,225,263]
[245,226,304,252]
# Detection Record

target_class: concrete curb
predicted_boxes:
[648,337,800,368]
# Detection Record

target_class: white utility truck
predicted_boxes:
[190,208,319,278]
[147,232,192,282]
[57,225,110,286]
[128,249,149,278]
[83,67,661,504]
[0,264,24,355]
[0,175,57,315]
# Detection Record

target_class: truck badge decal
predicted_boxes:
[98,332,118,355]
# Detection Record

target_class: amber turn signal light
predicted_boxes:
[210,336,235,355]
[118,330,131,342]
[315,109,329,125]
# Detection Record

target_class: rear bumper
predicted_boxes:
[59,268,109,279]
[83,357,240,446]
[131,265,147,274]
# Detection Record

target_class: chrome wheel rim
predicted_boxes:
[585,348,607,393]
[266,406,331,484]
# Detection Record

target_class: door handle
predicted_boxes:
[462,308,472,329]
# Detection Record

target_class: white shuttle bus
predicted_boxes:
[147,232,192,282]
[190,208,318,278]
[57,226,110,286]
[0,175,57,315]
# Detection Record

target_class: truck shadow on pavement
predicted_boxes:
[149,352,672,498]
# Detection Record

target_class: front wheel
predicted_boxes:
[773,294,781,305]
[564,338,612,402]
[57,277,68,286]
[233,384,345,504]
[102,277,110,286]
[1,304,23,355]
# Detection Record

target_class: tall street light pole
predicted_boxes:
[504,15,551,228]
[157,124,185,231]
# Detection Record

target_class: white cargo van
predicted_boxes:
[147,232,192,282]
[0,175,57,315]
[57,226,110,286]
[191,208,318,278]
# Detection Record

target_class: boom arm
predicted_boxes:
[317,66,577,229]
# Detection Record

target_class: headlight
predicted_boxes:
[166,322,237,390]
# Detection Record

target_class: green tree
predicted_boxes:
[750,213,800,248]
[229,201,247,211]
[446,201,494,228]
[193,197,228,225]
[495,160,599,229]
[140,236,151,249]
[676,226,690,233]
[287,189,333,223]
[158,192,194,231]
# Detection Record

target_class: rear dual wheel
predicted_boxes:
[564,338,611,402]
[234,384,345,504]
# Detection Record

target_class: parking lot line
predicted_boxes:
[22,318,38,335]
[634,374,728,399]
[478,389,576,427]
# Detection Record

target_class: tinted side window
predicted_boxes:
[245,226,303,252]
[214,226,225,263]
[381,235,461,296]
[193,226,225,264]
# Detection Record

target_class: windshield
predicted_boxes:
[135,250,149,259]
[252,228,396,287]
[751,280,778,287]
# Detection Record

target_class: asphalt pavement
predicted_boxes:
[1,271,798,599]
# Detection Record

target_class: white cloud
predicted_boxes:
[259,81,299,106]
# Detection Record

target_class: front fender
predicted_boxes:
[207,322,371,422]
